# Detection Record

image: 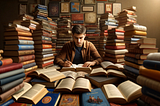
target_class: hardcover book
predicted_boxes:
[0,58,13,66]
[3,50,35,56]
[82,88,110,106]
[146,52,160,61]
[143,60,160,71]
[4,44,34,50]
[101,80,142,104]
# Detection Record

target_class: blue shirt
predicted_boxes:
[73,46,84,64]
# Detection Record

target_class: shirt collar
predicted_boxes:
[71,40,87,50]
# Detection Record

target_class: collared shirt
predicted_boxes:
[55,40,102,66]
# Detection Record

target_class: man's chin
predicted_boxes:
[76,44,82,47]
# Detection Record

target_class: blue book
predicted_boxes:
[143,60,160,71]
[142,86,160,101]
[124,56,143,65]
[72,20,84,23]
[37,6,47,10]
[124,65,139,75]
[37,15,48,20]
[33,89,61,106]
[18,45,34,50]
[82,88,110,106]
[0,72,25,85]
[0,99,14,106]
[23,62,36,69]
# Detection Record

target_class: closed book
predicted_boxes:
[105,49,128,55]
[35,56,54,62]
[21,59,35,65]
[124,30,147,36]
[31,78,56,88]
[12,54,35,63]
[35,51,53,55]
[85,74,121,88]
[35,53,53,58]
[33,89,60,106]
[4,36,33,40]
[125,52,147,60]
[107,35,124,40]
[146,52,160,61]
[0,82,24,102]
[34,48,52,52]
[0,63,23,74]
[3,50,35,56]
[82,88,110,106]
[4,45,34,50]
[137,38,156,44]
[124,56,143,65]
[124,61,142,69]
[123,69,138,83]
[0,73,25,86]
[34,44,52,49]
[143,60,160,71]
[23,62,36,69]
[127,43,156,49]
[37,61,53,68]
[58,94,79,106]
[107,39,124,43]
[128,48,158,54]
[124,65,139,75]
[104,57,125,63]
[0,99,14,106]
[25,65,37,72]
[139,66,160,82]
[0,68,24,79]
[36,59,53,65]
[105,45,126,50]
[0,78,23,93]
[0,58,13,66]
[4,31,32,36]
[124,24,147,31]
[33,30,52,38]
[106,42,125,46]
[33,36,51,41]
[34,40,52,44]
[5,40,34,45]
[105,54,125,59]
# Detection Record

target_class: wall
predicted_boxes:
[0,0,160,50]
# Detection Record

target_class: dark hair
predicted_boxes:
[72,24,86,35]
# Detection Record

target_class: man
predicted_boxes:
[55,24,102,67]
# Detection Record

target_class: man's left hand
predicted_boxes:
[83,61,96,67]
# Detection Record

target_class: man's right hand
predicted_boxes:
[63,60,72,67]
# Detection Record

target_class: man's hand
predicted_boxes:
[83,61,96,67]
[62,60,73,67]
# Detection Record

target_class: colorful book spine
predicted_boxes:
[18,44,34,50]
[0,58,13,66]
[18,54,35,63]
[0,99,14,106]
[23,62,36,69]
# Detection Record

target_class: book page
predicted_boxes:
[90,67,107,76]
[12,82,32,101]
[36,68,57,75]
[61,71,77,80]
[73,78,91,90]
[114,64,124,69]
[118,80,142,102]
[107,69,126,78]
[101,61,114,69]
[20,84,45,100]
[42,70,65,80]
[56,78,75,91]
[76,71,88,78]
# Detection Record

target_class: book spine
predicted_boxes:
[0,99,14,106]
[0,78,23,93]
[0,58,13,66]
[19,40,34,45]
[42,40,52,44]
[124,56,143,65]
[124,65,139,75]
[25,65,37,72]
[18,36,33,40]
[18,55,35,62]
[18,44,34,50]
[23,62,36,69]
[18,50,35,56]
[0,63,23,74]
[0,73,25,85]
[105,45,126,50]
[143,60,160,71]
[41,61,53,68]
[16,24,30,32]
[21,59,35,65]
[42,36,51,41]
[134,25,147,31]
[147,53,160,61]
[0,68,25,79]
[42,44,52,49]
[125,53,141,59]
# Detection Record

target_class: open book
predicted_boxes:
[101,61,124,71]
[89,67,126,78]
[28,67,65,82]
[54,77,91,93]
[12,82,48,104]
[60,64,92,73]
[61,71,88,80]
[101,80,142,104]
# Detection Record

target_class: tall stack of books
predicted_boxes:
[98,13,117,58]
[56,16,72,54]
[33,4,54,68]
[136,52,160,105]
[116,6,137,27]
[71,14,84,26]
[3,20,37,76]
[0,57,25,103]
[124,38,158,82]
[104,28,127,64]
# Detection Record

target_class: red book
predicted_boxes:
[105,45,126,50]
[37,61,53,68]
[107,35,124,40]
[0,63,23,74]
[12,54,35,63]
[86,34,99,36]
[0,58,13,66]
[34,44,52,49]
[71,14,84,21]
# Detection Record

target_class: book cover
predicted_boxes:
[0,58,13,66]
[4,44,34,50]
[23,62,36,69]
[0,99,14,106]
[82,88,110,106]
[58,94,79,106]
[143,60,160,71]
[12,54,35,63]
[124,65,139,75]
[4,50,35,56]
[5,40,34,45]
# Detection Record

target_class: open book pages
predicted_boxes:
[32,67,57,75]
[61,71,88,80]
[101,61,124,71]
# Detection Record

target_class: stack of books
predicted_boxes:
[3,19,37,76]
[104,28,126,64]
[136,52,160,105]
[71,13,84,26]
[116,6,137,27]
[33,4,54,68]
[0,58,25,103]
[56,16,72,54]
[124,38,158,82]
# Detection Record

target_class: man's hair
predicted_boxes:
[72,24,86,35]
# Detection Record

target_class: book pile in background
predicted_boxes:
[104,28,127,64]
[71,13,84,26]
[98,13,117,58]
[56,15,72,54]
[116,6,137,27]
[0,57,25,103]
[33,4,54,68]
[136,52,160,105]
[3,15,38,76]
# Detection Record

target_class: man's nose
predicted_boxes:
[78,39,80,42]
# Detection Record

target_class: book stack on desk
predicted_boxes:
[3,16,38,76]
[136,52,160,105]
[32,4,55,68]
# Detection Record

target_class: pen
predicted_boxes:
[65,58,73,67]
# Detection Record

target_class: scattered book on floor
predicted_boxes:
[82,88,110,106]
[101,80,142,104]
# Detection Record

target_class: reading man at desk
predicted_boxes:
[55,24,102,67]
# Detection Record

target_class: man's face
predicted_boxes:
[72,33,86,47]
